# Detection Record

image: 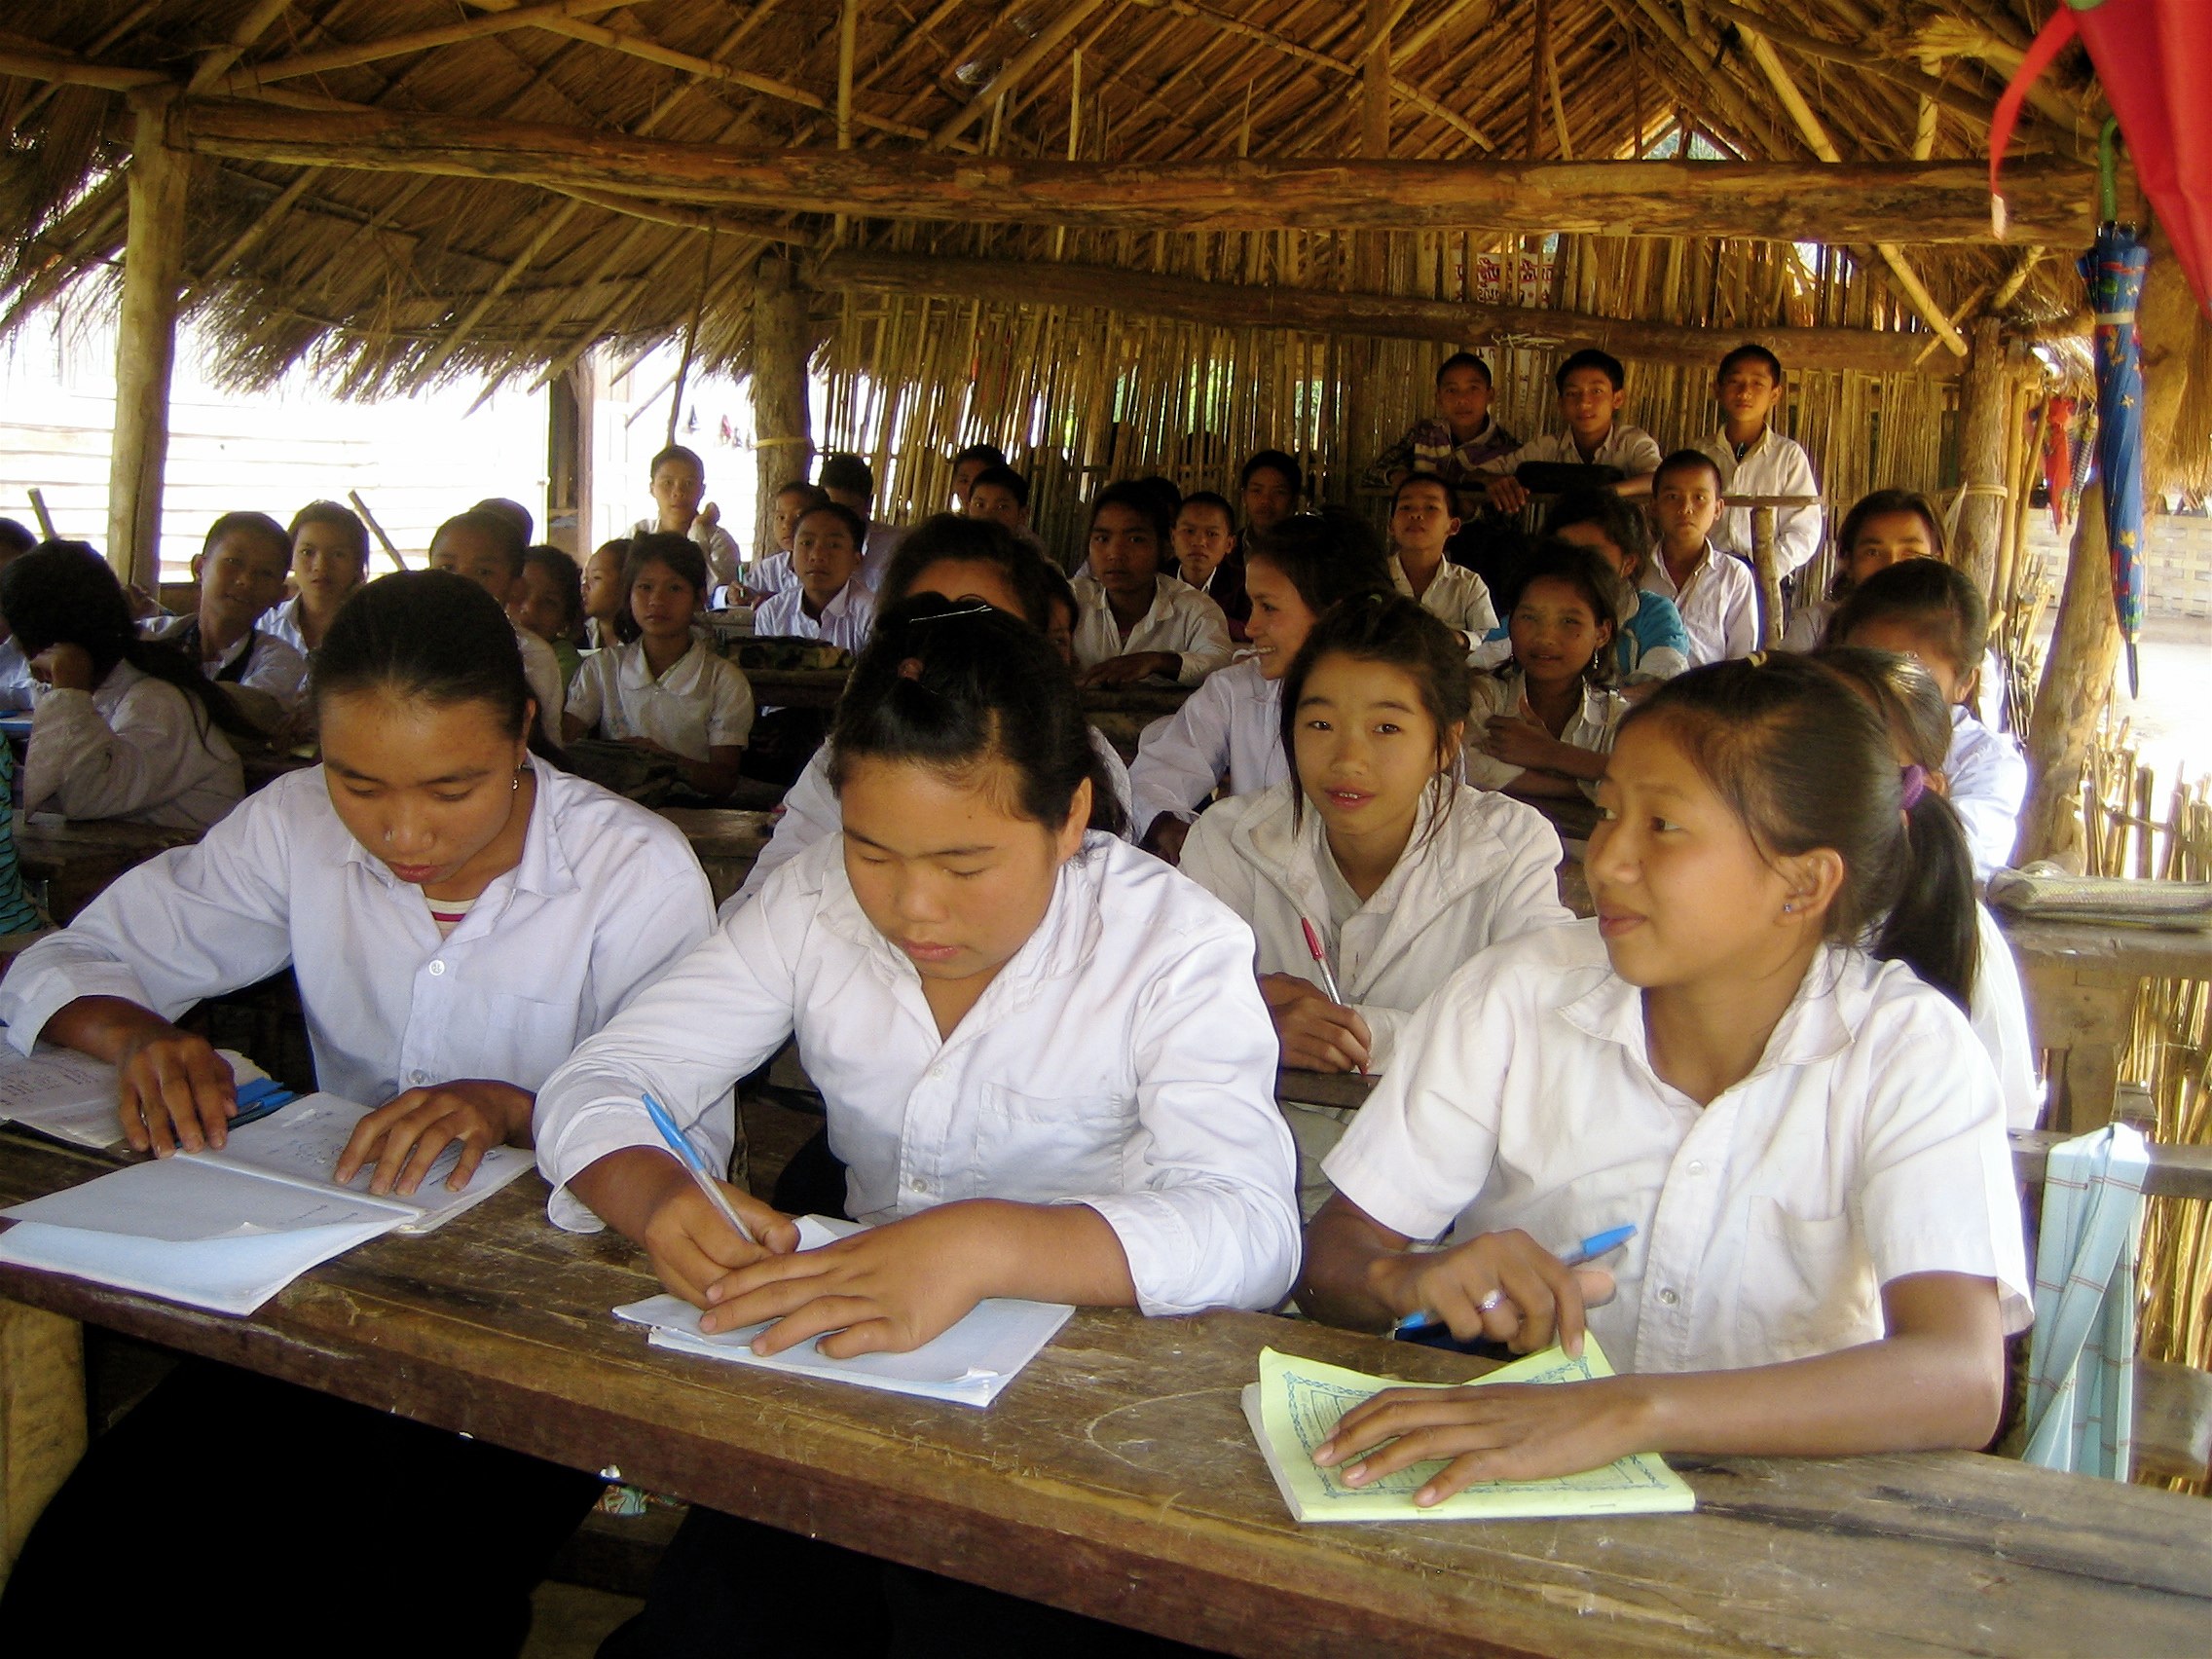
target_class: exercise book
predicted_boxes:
[0,1043,266,1149]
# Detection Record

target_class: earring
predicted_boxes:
[1782,902,1793,913]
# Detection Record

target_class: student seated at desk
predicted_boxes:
[1783,489,1945,653]
[1181,595,1569,1213]
[535,599,1297,1658]
[1,541,246,830]
[1816,645,2042,1130]
[565,535,754,799]
[582,535,633,649]
[0,516,39,711]
[264,498,370,655]
[1480,349,1664,516]
[0,571,715,1654]
[948,440,1008,511]
[1539,489,1690,690]
[1465,541,1631,805]
[1696,343,1824,577]
[1642,449,1759,667]
[1128,508,1391,863]
[1171,489,1249,637]
[427,507,567,749]
[1297,654,2029,1499]
[1387,473,1497,651]
[1070,481,1234,687]
[1825,560,2025,882]
[511,544,586,692]
[1240,448,1303,539]
[730,515,1132,909]
[631,442,742,590]
[140,510,311,736]
[1367,350,1520,521]
[751,502,875,652]
[822,453,904,593]
[746,479,826,601]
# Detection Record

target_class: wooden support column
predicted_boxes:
[749,254,813,564]
[1750,506,1783,647]
[107,90,190,591]
[2022,233,2200,866]
[1346,0,1392,490]
[1954,314,2009,597]
[0,1300,87,1586]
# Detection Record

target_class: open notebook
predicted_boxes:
[0,1043,267,1149]
[0,1091,536,1315]
[614,1216,1074,1408]
[1242,1339,1695,1523]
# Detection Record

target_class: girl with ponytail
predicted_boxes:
[1299,652,2028,1503]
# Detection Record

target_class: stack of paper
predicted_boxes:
[614,1216,1073,1407]
[0,1091,536,1314]
[1242,1339,1696,1523]
[0,1044,267,1149]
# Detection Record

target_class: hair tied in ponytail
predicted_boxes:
[1744,650,1769,669]
[1899,763,1928,811]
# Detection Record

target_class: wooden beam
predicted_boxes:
[1954,314,2009,595]
[749,254,813,565]
[107,92,190,591]
[814,251,1964,378]
[207,0,638,93]
[0,47,166,92]
[1701,0,2014,134]
[170,99,2092,244]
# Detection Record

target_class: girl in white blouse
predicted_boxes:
[0,540,246,830]
[0,571,715,1652]
[540,597,1297,1651]
[1466,539,1631,803]
[1300,653,2028,1503]
[1181,594,1570,1211]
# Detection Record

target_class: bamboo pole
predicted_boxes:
[749,254,814,563]
[1953,315,2010,596]
[106,92,190,591]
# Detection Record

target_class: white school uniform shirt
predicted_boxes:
[0,638,36,712]
[752,580,875,654]
[0,759,714,1104]
[535,831,1301,1316]
[1071,573,1234,687]
[565,638,756,762]
[1481,424,1665,480]
[726,728,1133,912]
[1781,593,1835,653]
[1323,923,2032,1373]
[1461,669,1628,800]
[258,595,309,655]
[1696,427,1825,575]
[746,550,797,597]
[23,662,242,830]
[513,625,566,749]
[630,516,743,590]
[1126,657,1284,839]
[1947,705,2027,881]
[142,614,310,711]
[1389,557,1497,647]
[1641,539,1759,666]
[1972,903,2042,1131]
[853,520,905,593]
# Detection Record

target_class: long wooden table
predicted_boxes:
[2,1128,2209,1655]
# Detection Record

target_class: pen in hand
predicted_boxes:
[642,1090,756,1247]
[1299,917,1366,1077]
[1392,1223,1638,1338]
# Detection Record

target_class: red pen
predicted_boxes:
[1299,917,1365,1075]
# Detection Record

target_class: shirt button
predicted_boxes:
[907,1177,928,1195]
[428,961,447,977]
[1658,1288,1679,1307]
[1687,1161,1704,1175]
[411,1070,429,1085]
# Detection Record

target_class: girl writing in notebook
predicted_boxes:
[1297,655,2027,1502]
[1128,507,1392,862]
[1180,593,1570,1212]
[0,571,716,1652]
[0,539,248,830]
[537,598,1296,1653]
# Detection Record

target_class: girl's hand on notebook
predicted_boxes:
[1373,1229,1611,1355]
[336,1080,533,1197]
[1261,975,1372,1072]
[114,1022,236,1157]
[699,1200,1002,1356]
[1313,1374,1657,1502]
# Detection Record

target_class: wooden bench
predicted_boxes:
[2,1125,2208,1654]
[651,807,776,909]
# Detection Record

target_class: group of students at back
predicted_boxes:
[0,502,2034,1653]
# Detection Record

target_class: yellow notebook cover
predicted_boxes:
[1241,1337,1696,1523]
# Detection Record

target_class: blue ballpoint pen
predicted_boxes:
[643,1090,756,1245]
[1392,1223,1638,1338]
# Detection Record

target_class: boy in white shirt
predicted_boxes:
[752,502,874,653]
[947,441,1007,511]
[744,480,825,600]
[1387,474,1497,651]
[629,443,742,590]
[1482,349,1665,515]
[140,511,310,736]
[1070,482,1233,687]
[1695,343,1824,575]
[821,453,905,592]
[1642,450,1758,666]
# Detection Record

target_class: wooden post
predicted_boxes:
[1750,505,1784,647]
[0,1300,87,1586]
[1954,314,2009,597]
[2022,234,2200,866]
[106,90,189,591]
[1346,0,1393,494]
[749,254,813,564]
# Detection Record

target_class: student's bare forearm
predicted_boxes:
[567,1146,694,1244]
[1545,741,1609,781]
[38,995,177,1060]
[1295,1201,1405,1331]
[964,1199,1139,1308]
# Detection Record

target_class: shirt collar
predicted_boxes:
[339,755,575,901]
[618,638,705,693]
[1557,942,1865,1086]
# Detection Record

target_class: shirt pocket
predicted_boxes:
[968,1083,1135,1203]
[443,985,580,1092]
[1741,1195,1881,1364]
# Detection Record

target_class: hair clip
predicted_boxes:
[1744,650,1769,668]
[1899,763,1927,810]
[906,600,999,624]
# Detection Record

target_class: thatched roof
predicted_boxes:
[1,1,2112,403]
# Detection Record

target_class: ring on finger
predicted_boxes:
[1476,1289,1506,1313]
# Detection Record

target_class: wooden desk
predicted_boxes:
[5,1130,2206,1655]
[738,667,1191,759]
[2001,916,2212,1131]
[11,813,199,924]
[653,807,777,908]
